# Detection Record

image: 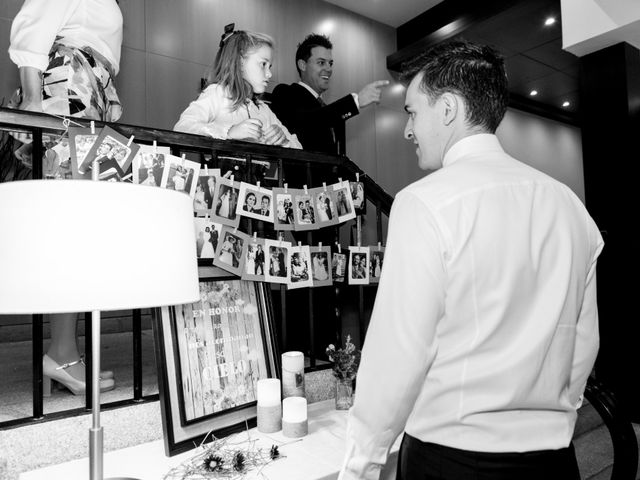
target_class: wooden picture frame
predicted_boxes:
[153,266,280,456]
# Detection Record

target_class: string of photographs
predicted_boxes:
[195,219,386,289]
[66,125,367,228]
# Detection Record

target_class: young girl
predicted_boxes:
[174,29,301,148]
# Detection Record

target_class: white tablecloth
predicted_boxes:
[20,400,399,480]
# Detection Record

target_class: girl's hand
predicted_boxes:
[262,125,288,146]
[228,119,263,141]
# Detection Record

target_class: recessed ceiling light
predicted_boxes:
[530,90,538,96]
[562,101,570,107]
[544,17,556,26]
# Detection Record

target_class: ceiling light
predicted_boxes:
[544,17,556,26]
[530,90,538,96]
[562,101,571,107]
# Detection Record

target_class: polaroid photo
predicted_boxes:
[160,154,200,198]
[332,252,347,283]
[350,180,366,215]
[264,239,291,285]
[288,245,313,290]
[79,126,139,182]
[132,144,171,186]
[44,138,73,180]
[292,189,317,231]
[210,176,241,228]
[69,126,100,179]
[236,182,274,223]
[194,217,223,263]
[310,186,339,228]
[212,226,249,277]
[271,187,296,231]
[369,245,385,284]
[348,246,370,285]
[194,168,221,216]
[333,180,356,223]
[241,236,266,282]
[309,245,333,287]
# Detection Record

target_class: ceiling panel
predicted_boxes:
[524,38,580,77]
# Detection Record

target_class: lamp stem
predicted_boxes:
[90,309,103,480]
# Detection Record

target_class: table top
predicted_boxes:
[19,400,398,480]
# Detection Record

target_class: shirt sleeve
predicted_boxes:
[569,225,604,408]
[9,0,80,71]
[338,190,447,480]
[173,86,231,140]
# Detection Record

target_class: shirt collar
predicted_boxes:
[443,134,504,167]
[298,81,320,99]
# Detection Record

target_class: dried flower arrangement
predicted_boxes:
[325,334,361,380]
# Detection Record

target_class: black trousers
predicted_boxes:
[397,433,581,480]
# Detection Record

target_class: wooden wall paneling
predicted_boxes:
[145,53,210,130]
[118,47,148,127]
[121,0,146,51]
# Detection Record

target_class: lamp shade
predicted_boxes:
[0,180,199,313]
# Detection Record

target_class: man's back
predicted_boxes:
[370,134,603,451]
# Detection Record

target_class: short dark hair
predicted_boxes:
[295,33,333,77]
[400,40,508,133]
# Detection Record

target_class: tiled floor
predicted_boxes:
[0,330,158,424]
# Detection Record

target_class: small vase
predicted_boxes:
[335,377,354,410]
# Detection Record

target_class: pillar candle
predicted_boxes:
[281,351,305,398]
[257,378,282,433]
[282,396,308,438]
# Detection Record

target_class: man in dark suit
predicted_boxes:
[270,33,388,155]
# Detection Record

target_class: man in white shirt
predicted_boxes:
[338,40,603,480]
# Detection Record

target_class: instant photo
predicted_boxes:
[132,144,171,186]
[212,226,249,276]
[309,245,333,287]
[194,168,221,216]
[211,176,241,228]
[348,246,370,285]
[160,154,200,198]
[78,126,139,182]
[272,187,296,231]
[236,182,274,223]
[264,239,291,285]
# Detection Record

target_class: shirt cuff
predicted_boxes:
[9,49,49,72]
[351,93,360,111]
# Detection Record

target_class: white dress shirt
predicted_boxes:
[9,0,123,73]
[174,84,302,149]
[339,134,603,480]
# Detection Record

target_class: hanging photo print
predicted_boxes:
[213,226,249,277]
[194,217,222,262]
[210,176,241,228]
[332,251,347,283]
[132,144,171,186]
[69,126,100,180]
[288,245,313,290]
[309,245,332,287]
[311,186,339,228]
[348,246,370,285]
[350,180,366,215]
[241,236,266,282]
[160,154,200,198]
[369,245,385,284]
[236,182,274,223]
[194,168,221,216]
[292,188,316,231]
[333,180,356,223]
[79,126,139,182]
[271,187,296,231]
[264,239,291,285]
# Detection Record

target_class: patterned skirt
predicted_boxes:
[41,40,122,122]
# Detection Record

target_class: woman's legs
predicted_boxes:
[46,313,85,381]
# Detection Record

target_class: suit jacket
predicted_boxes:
[269,83,359,155]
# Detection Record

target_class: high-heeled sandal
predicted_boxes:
[79,355,114,380]
[42,354,115,396]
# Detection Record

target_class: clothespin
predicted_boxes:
[90,121,95,135]
[356,172,360,182]
[284,183,288,193]
[205,165,209,175]
[205,213,210,221]
[257,181,260,189]
[233,226,238,234]
[338,177,342,184]
[253,232,257,240]
[153,140,157,155]
[127,135,135,147]
[318,242,322,248]
[231,174,235,183]
[303,184,308,195]
[378,241,382,251]
[180,153,186,166]
[336,242,341,254]
[298,241,302,247]
[357,240,361,247]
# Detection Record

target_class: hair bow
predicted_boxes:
[219,23,235,48]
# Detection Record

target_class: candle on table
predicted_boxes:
[256,378,282,433]
[281,351,305,398]
[282,396,308,438]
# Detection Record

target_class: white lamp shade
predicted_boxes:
[0,180,200,313]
